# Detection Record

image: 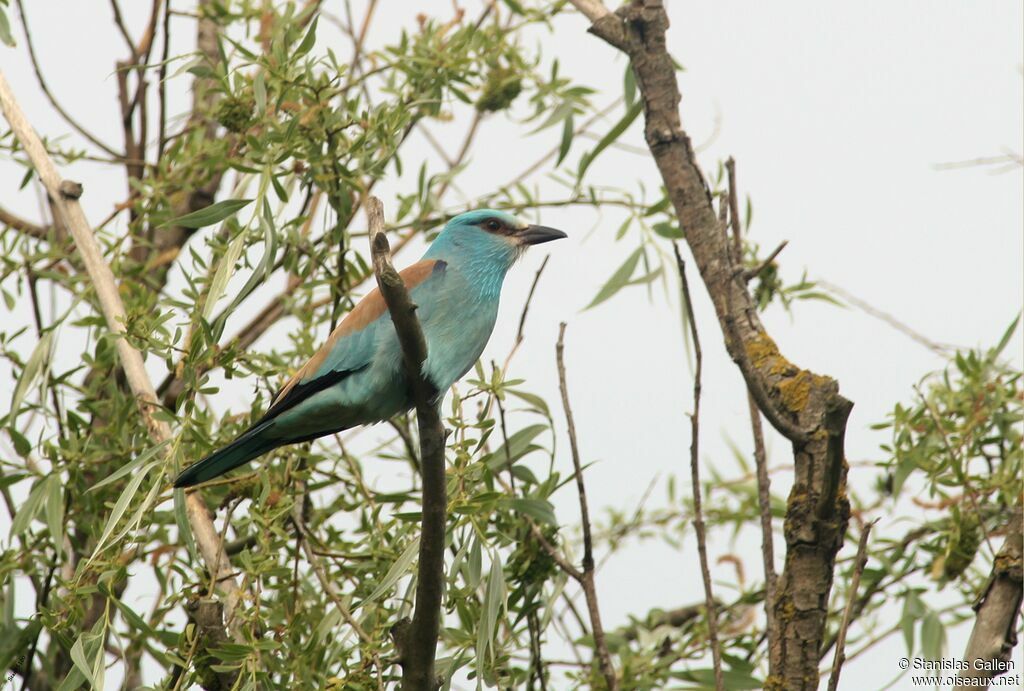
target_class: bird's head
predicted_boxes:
[427,209,567,268]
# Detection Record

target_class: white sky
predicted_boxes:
[1,2,1021,689]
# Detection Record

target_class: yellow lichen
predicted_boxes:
[778,370,813,412]
[746,333,779,368]
[746,332,799,376]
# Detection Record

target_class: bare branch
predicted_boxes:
[556,323,618,691]
[567,0,611,23]
[14,0,121,157]
[744,240,788,282]
[818,279,955,355]
[0,204,49,239]
[367,197,447,691]
[748,396,777,643]
[674,246,724,691]
[826,520,876,691]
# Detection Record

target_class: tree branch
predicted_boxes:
[569,4,853,688]
[14,0,121,157]
[556,323,618,691]
[956,505,1023,688]
[367,197,447,691]
[674,248,723,691]
[0,204,49,239]
[826,520,875,691]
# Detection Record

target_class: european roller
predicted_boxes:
[174,209,566,487]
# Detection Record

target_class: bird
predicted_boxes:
[173,209,566,488]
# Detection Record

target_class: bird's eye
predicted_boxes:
[485,219,501,232]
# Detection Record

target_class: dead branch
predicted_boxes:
[674,247,723,690]
[826,520,875,691]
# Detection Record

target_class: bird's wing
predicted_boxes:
[257,258,447,423]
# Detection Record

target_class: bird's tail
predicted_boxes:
[174,423,278,488]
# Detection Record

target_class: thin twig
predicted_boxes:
[818,280,954,355]
[727,164,778,646]
[15,0,121,157]
[826,520,876,691]
[748,396,776,642]
[556,323,617,691]
[743,240,788,282]
[367,197,447,691]
[673,246,724,691]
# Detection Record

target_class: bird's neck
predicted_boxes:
[425,238,519,302]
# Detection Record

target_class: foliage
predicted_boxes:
[0,2,1019,690]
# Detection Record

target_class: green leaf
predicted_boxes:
[92,460,158,556]
[10,331,54,429]
[295,16,318,57]
[90,439,169,492]
[477,552,506,664]
[507,497,557,525]
[992,313,1021,359]
[69,635,96,687]
[174,489,198,563]
[485,424,547,470]
[623,64,636,106]
[203,228,248,322]
[585,246,643,310]
[921,610,945,660]
[360,536,420,607]
[674,668,762,689]
[45,475,63,543]
[159,199,253,229]
[901,591,924,653]
[10,478,47,537]
[253,71,267,114]
[218,202,278,322]
[0,7,15,47]
[578,100,642,180]
[506,389,550,416]
[467,538,483,590]
[7,428,30,457]
[652,221,683,239]
[556,112,574,166]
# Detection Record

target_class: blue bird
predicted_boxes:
[174,209,566,487]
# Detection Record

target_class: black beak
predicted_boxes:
[518,224,568,245]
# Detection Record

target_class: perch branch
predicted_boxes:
[367,197,447,691]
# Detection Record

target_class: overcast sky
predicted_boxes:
[1,2,1021,689]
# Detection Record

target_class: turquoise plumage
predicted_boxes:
[173,209,566,487]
